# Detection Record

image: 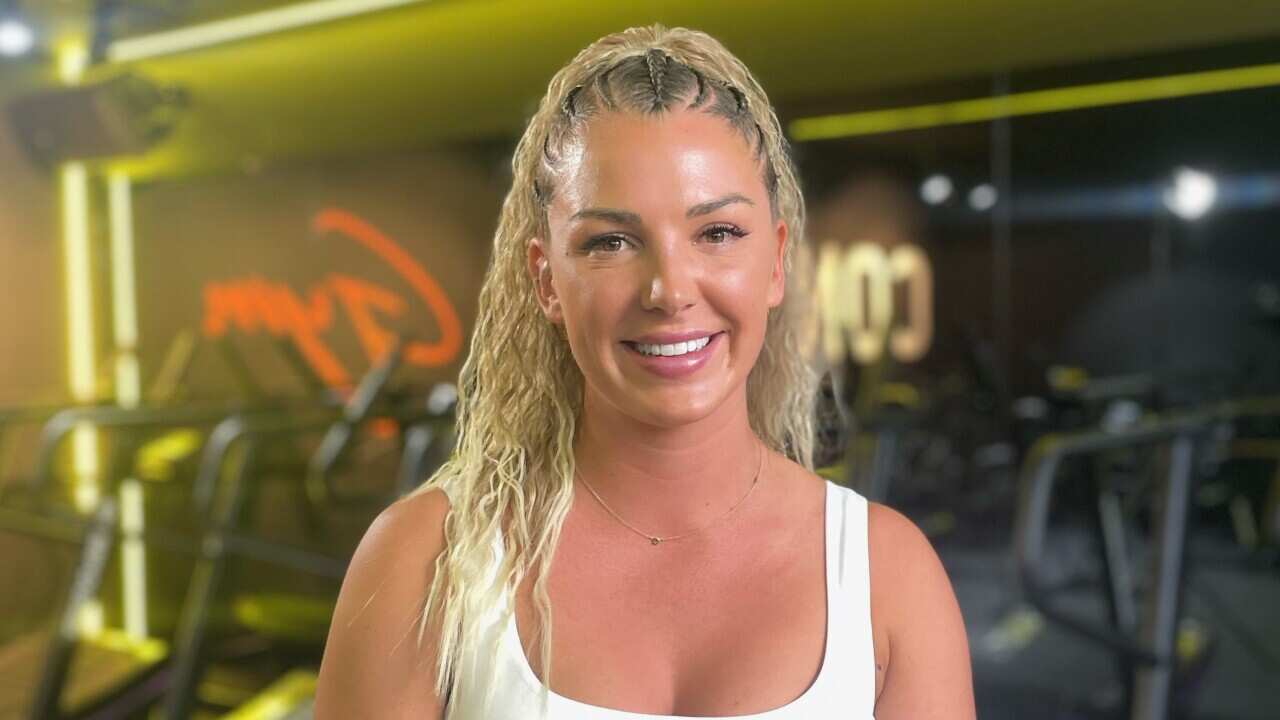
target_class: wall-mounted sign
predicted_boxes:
[817,241,933,366]
[134,152,495,398]
[202,207,463,388]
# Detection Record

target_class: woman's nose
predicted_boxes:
[640,241,697,315]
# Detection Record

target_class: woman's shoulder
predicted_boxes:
[334,486,454,613]
[313,487,453,718]
[863,498,975,717]
[345,486,454,576]
[865,498,955,629]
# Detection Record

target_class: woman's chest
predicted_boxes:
[511,522,829,716]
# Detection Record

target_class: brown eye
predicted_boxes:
[702,224,747,244]
[585,235,629,253]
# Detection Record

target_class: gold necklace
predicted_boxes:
[575,445,765,546]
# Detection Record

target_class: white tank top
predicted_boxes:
[445,480,876,719]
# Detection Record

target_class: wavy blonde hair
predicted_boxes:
[409,23,817,710]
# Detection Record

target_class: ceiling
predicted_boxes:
[8,0,1280,180]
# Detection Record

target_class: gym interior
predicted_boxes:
[1,1,1278,718]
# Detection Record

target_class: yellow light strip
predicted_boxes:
[77,601,104,636]
[790,62,1280,141]
[62,162,100,513]
[119,479,148,638]
[57,40,88,84]
[115,355,141,410]
[222,670,318,720]
[109,175,139,366]
[109,172,148,638]
[63,164,94,401]
[71,426,99,511]
[84,627,168,664]
[107,0,423,62]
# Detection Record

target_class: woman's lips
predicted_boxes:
[621,332,724,379]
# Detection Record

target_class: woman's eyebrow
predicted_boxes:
[687,193,754,218]
[570,207,642,226]
[569,193,753,226]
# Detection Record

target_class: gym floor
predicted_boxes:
[937,521,1280,719]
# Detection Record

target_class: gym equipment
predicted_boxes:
[1014,395,1280,720]
[0,336,457,718]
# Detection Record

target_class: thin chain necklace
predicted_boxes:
[575,445,765,546]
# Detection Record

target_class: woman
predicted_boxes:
[316,24,974,719]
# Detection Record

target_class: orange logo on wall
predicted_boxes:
[202,208,463,388]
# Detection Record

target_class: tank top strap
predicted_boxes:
[824,481,877,707]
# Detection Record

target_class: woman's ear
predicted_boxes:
[527,237,563,324]
[766,220,787,308]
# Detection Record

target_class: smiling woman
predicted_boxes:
[315,24,973,720]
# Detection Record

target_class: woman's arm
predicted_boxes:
[868,502,976,719]
[314,489,452,719]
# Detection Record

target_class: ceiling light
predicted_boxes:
[108,0,422,62]
[968,183,998,212]
[1163,167,1217,220]
[0,15,34,57]
[791,62,1280,141]
[920,174,953,205]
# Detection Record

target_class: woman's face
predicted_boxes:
[528,108,786,428]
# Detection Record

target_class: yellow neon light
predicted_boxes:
[119,479,148,638]
[63,164,94,401]
[71,427,99,510]
[77,601,104,636]
[62,163,100,512]
[115,355,142,410]
[107,0,423,62]
[791,62,1280,140]
[85,627,167,664]
[222,670,318,720]
[109,172,148,638]
[224,666,318,717]
[56,40,87,84]
[109,175,139,361]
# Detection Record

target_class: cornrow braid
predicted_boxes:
[644,48,667,106]
[688,68,709,109]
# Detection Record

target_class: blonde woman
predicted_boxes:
[316,25,973,719]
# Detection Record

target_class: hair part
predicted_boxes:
[408,24,816,714]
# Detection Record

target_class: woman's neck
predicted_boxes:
[571,389,765,534]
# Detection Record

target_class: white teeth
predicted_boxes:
[634,335,712,357]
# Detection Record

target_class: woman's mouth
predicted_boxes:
[620,332,724,379]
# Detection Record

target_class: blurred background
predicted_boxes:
[1,1,1278,718]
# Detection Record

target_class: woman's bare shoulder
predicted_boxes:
[866,501,975,719]
[313,488,453,719]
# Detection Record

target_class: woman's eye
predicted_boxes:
[585,235,628,253]
[703,224,747,244]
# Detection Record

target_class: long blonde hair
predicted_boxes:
[409,23,817,706]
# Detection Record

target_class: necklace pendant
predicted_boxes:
[650,537,661,546]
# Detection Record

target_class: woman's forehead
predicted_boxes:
[552,109,767,216]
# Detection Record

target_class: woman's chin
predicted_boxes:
[619,389,731,428]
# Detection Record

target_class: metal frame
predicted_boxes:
[1013,396,1280,720]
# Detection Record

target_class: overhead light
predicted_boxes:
[969,183,998,212]
[108,0,423,62]
[1164,167,1217,220]
[790,61,1280,141]
[920,174,953,205]
[0,15,34,57]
